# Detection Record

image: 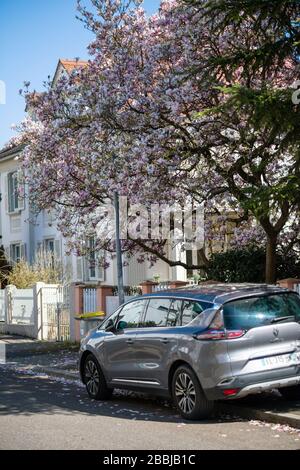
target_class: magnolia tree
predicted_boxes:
[14,0,300,282]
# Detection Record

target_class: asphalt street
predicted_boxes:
[0,367,299,450]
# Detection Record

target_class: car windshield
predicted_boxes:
[223,293,300,331]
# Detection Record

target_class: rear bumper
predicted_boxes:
[205,365,300,400]
[235,374,300,398]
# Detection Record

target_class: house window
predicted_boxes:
[80,237,104,282]
[10,243,21,263]
[44,239,55,254]
[8,172,24,213]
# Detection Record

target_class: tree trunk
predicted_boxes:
[265,234,277,284]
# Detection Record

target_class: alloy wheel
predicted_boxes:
[175,372,196,414]
[85,360,100,396]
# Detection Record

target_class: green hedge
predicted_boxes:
[205,247,300,283]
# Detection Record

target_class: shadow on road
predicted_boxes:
[0,367,245,426]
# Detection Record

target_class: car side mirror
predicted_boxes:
[117,320,128,331]
[105,319,116,332]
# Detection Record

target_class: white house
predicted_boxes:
[0,59,191,287]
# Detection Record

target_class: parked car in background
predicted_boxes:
[79,284,300,420]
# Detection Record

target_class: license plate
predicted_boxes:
[261,352,300,370]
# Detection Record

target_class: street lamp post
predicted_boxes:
[114,192,125,306]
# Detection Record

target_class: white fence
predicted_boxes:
[39,284,70,342]
[0,283,71,341]
[9,288,34,325]
[83,288,97,313]
[153,279,198,293]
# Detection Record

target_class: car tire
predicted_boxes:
[83,354,113,400]
[280,385,300,401]
[172,365,215,420]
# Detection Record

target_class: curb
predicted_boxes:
[219,403,300,430]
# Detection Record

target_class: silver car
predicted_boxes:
[79,284,300,420]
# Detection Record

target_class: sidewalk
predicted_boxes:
[1,334,300,429]
[0,334,78,358]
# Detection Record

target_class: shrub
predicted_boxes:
[0,245,11,288]
[206,247,300,283]
[3,251,64,289]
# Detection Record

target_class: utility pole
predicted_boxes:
[114,192,125,306]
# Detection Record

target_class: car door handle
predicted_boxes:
[126,339,134,345]
[161,338,170,344]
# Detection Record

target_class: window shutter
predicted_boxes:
[18,187,25,211]
[96,250,105,282]
[65,255,73,281]
[9,245,13,262]
[4,174,8,213]
[7,174,13,213]
[84,256,90,282]
[35,242,42,262]
[76,257,84,282]
[54,239,62,260]
[17,170,25,211]
[4,246,10,264]
[20,243,27,260]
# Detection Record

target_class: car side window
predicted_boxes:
[142,298,172,328]
[181,301,203,326]
[99,308,121,330]
[168,300,183,327]
[117,300,146,330]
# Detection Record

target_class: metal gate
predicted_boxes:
[40,285,70,341]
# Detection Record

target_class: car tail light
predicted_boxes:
[226,330,245,339]
[193,329,245,341]
[223,388,240,397]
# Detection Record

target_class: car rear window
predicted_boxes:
[223,293,300,331]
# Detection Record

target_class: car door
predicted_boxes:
[134,298,180,388]
[103,299,147,384]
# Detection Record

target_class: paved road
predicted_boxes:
[0,367,299,450]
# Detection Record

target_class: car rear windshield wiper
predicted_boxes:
[270,316,296,324]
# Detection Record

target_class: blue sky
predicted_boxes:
[0,0,161,148]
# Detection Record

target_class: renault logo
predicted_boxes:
[270,327,281,343]
[273,327,279,338]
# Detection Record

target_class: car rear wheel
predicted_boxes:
[83,354,113,400]
[172,365,215,420]
[280,384,300,401]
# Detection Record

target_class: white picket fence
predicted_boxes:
[83,288,97,313]
[0,283,71,341]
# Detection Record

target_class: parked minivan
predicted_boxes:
[79,284,300,420]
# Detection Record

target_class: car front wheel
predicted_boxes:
[172,365,214,420]
[83,354,113,400]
